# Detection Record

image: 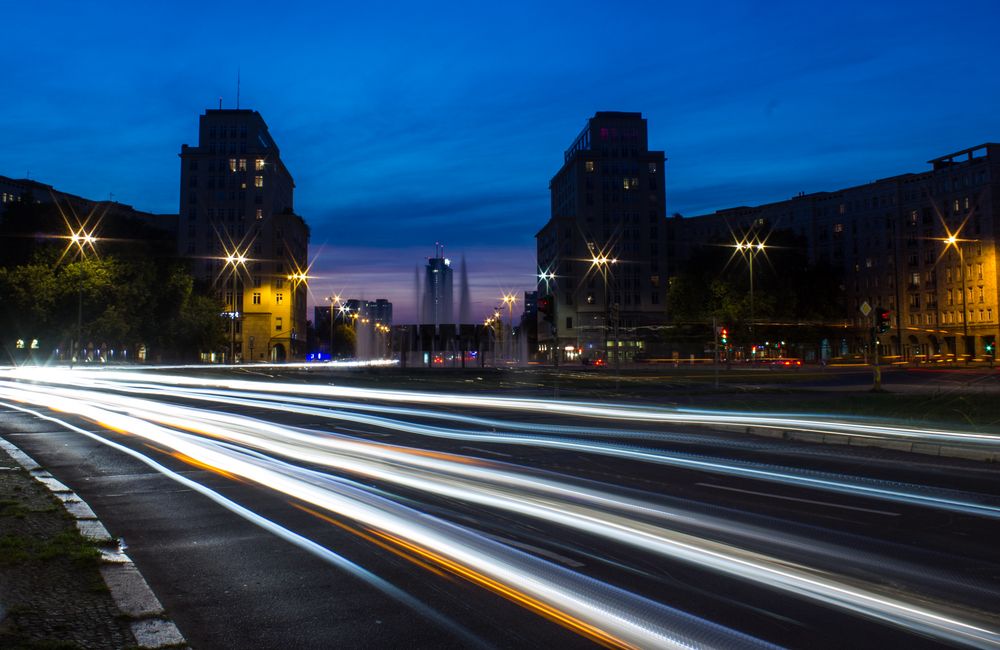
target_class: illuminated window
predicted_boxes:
[275,317,283,331]
[254,175,263,188]
[276,293,283,304]
[833,223,844,233]
[252,292,261,305]
[229,158,237,172]
[255,159,265,171]
[954,199,960,213]
[648,163,657,174]
[256,208,263,220]
[239,159,247,171]
[585,161,594,172]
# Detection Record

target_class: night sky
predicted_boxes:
[4,1,999,322]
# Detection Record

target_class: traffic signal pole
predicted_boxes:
[872,307,890,392]
[873,331,882,392]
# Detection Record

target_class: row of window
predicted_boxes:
[189,158,266,172]
[207,125,248,139]
[910,309,994,325]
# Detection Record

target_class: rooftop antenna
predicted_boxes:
[236,66,241,109]
[218,96,223,110]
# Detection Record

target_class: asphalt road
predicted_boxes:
[1,366,999,649]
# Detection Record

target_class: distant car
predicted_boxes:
[769,358,802,369]
[593,358,607,367]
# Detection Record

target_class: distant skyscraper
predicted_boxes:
[423,243,454,326]
[536,112,667,362]
[177,108,310,362]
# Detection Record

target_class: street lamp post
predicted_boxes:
[734,236,766,355]
[286,271,309,361]
[223,252,248,364]
[589,251,617,365]
[944,234,972,361]
[538,268,557,365]
[68,228,98,365]
[502,292,516,363]
[325,294,341,359]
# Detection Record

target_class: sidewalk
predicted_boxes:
[0,445,136,648]
[0,442,186,649]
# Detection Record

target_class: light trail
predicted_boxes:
[7,376,999,521]
[0,389,774,650]
[1,366,999,647]
[7,366,1000,448]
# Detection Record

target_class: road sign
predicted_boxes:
[860,301,871,317]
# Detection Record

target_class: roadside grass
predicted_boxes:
[0,529,101,568]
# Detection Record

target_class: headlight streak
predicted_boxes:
[0,401,489,650]
[2,381,999,647]
[9,377,999,522]
[0,390,778,649]
[6,366,999,449]
[0,372,1000,645]
[19,377,1000,607]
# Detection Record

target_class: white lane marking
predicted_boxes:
[695,482,901,516]
[460,446,513,458]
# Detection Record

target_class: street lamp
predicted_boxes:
[285,271,309,360]
[538,268,556,293]
[502,292,517,362]
[589,250,618,365]
[222,250,248,364]
[942,232,975,360]
[733,235,766,349]
[324,294,341,359]
[66,226,99,364]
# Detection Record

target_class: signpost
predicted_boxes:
[860,302,884,392]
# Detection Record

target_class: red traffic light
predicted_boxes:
[538,295,555,323]
[876,307,891,334]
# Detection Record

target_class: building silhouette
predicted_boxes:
[422,243,453,326]
[536,112,667,362]
[177,109,309,362]
[669,143,1000,361]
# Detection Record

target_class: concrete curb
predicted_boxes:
[0,437,188,649]
[718,424,999,462]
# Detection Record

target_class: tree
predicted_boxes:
[331,324,356,357]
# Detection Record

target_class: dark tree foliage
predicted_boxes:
[668,228,845,345]
[0,199,225,362]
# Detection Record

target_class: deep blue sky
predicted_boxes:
[4,1,999,321]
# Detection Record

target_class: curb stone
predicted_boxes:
[0,437,189,649]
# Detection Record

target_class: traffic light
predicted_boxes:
[720,327,728,345]
[876,307,891,334]
[986,341,995,356]
[538,295,555,324]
